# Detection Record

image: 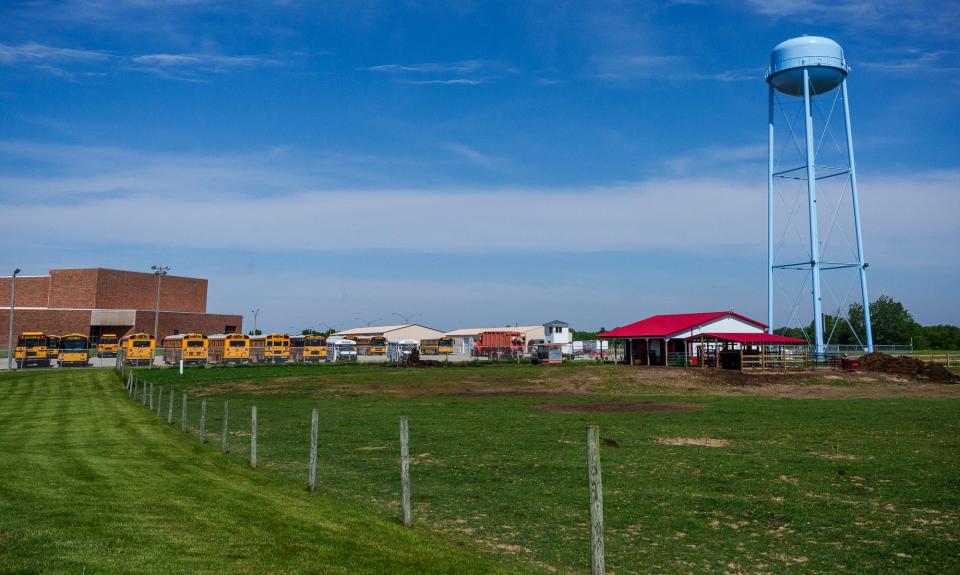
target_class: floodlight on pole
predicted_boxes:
[354,316,382,327]
[251,309,260,335]
[391,312,422,325]
[7,268,21,370]
[151,265,170,341]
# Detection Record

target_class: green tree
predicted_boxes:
[849,295,918,345]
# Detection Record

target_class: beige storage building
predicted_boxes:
[332,324,445,343]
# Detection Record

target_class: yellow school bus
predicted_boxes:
[15,331,53,368]
[162,333,208,365]
[437,336,454,354]
[209,333,250,365]
[121,332,156,366]
[303,334,327,362]
[264,333,291,363]
[59,333,90,367]
[97,333,119,358]
[368,335,387,355]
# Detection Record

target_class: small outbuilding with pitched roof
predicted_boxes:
[597,311,769,366]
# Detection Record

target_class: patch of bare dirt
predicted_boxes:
[656,437,730,447]
[534,402,705,413]
[447,390,588,398]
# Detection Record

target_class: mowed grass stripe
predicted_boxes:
[0,369,527,575]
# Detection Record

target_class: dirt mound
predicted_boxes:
[860,353,957,383]
[534,402,705,413]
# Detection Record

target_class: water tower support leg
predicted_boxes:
[802,69,825,356]
[841,79,873,352]
[767,84,775,333]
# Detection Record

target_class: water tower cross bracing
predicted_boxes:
[766,35,874,353]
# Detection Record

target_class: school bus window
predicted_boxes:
[133,340,151,347]
[229,340,246,347]
[186,340,204,347]
[18,336,44,347]
[62,338,87,350]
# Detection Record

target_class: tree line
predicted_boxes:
[774,295,960,350]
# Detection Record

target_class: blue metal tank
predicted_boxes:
[766,35,847,96]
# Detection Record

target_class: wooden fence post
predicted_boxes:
[400,416,412,527]
[157,387,163,416]
[586,425,605,575]
[250,406,258,469]
[140,378,146,406]
[148,381,154,410]
[221,401,229,453]
[133,379,138,401]
[199,399,207,444]
[181,393,188,433]
[308,408,318,492]
[167,390,174,424]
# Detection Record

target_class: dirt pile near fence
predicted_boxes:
[860,353,957,383]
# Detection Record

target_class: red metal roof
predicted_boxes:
[597,312,767,339]
[684,332,808,345]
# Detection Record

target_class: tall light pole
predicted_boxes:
[7,268,20,370]
[251,309,260,335]
[151,265,170,341]
[392,312,421,325]
[355,316,382,327]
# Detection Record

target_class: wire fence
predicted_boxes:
[116,365,610,573]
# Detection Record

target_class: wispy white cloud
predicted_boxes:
[0,42,110,64]
[366,59,512,85]
[859,50,959,74]
[743,0,960,36]
[402,78,483,85]
[445,143,505,170]
[592,53,759,82]
[0,41,276,81]
[367,60,491,74]
[0,141,955,268]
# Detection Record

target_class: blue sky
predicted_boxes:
[0,1,957,335]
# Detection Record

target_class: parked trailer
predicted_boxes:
[475,331,526,358]
[420,337,454,355]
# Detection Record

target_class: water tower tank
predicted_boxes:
[766,35,847,96]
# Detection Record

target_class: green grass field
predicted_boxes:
[3,363,959,574]
[0,368,527,574]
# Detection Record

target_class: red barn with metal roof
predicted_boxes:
[598,311,769,366]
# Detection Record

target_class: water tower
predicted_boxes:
[766,35,873,354]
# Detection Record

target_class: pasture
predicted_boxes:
[2,363,959,574]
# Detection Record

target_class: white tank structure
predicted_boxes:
[766,35,873,354]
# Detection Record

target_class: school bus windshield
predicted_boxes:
[18,337,44,347]
[62,338,87,350]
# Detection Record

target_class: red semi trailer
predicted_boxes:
[475,331,526,358]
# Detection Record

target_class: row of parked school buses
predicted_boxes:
[12,331,119,368]
[11,330,460,368]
